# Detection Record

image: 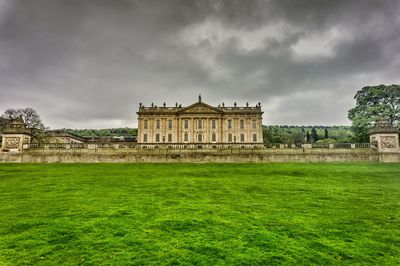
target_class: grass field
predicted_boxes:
[0,163,399,265]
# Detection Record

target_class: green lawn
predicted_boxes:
[0,163,399,265]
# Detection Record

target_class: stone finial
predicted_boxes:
[234,102,237,107]
[199,94,202,102]
[163,102,166,107]
[139,102,142,108]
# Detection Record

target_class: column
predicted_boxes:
[191,117,195,143]
[176,118,180,143]
[220,117,224,143]
[150,118,154,142]
[206,117,209,143]
[137,118,141,143]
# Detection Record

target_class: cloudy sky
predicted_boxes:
[1,0,399,129]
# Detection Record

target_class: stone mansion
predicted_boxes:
[136,96,263,144]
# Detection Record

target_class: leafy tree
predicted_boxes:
[262,126,273,144]
[311,127,318,143]
[271,136,283,143]
[348,84,400,142]
[280,132,293,144]
[306,131,311,143]
[324,128,329,139]
[1,108,47,143]
[293,131,305,144]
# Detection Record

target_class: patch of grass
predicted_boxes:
[0,163,399,265]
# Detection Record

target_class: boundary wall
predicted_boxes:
[0,147,398,163]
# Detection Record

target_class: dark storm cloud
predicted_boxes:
[0,0,399,128]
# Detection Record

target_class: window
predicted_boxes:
[228,119,232,129]
[197,119,203,129]
[211,119,216,129]
[228,133,232,142]
[212,133,216,142]
[252,119,257,129]
[197,133,203,142]
[168,120,172,130]
[156,119,160,129]
[143,133,148,142]
[240,119,244,129]
[184,132,188,142]
[240,133,245,142]
[144,120,148,129]
[168,134,172,142]
[253,134,257,142]
[184,119,189,129]
[156,134,160,142]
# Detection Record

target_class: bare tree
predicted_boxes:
[0,117,8,132]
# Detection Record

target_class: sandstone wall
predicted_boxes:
[0,148,392,163]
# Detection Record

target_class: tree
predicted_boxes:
[1,108,47,142]
[311,127,318,143]
[324,128,329,139]
[348,84,400,142]
[280,132,293,144]
[262,126,273,144]
[271,136,283,143]
[306,131,311,143]
[293,131,305,144]
[0,117,8,132]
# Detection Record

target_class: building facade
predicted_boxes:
[136,96,263,144]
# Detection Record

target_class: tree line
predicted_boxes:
[63,128,138,138]
[263,125,353,144]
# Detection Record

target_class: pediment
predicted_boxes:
[177,102,223,114]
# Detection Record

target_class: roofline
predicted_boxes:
[176,101,224,114]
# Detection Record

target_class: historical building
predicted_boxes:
[47,130,86,144]
[136,96,263,144]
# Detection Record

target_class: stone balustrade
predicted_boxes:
[23,142,374,150]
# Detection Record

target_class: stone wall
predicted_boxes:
[1,148,394,163]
